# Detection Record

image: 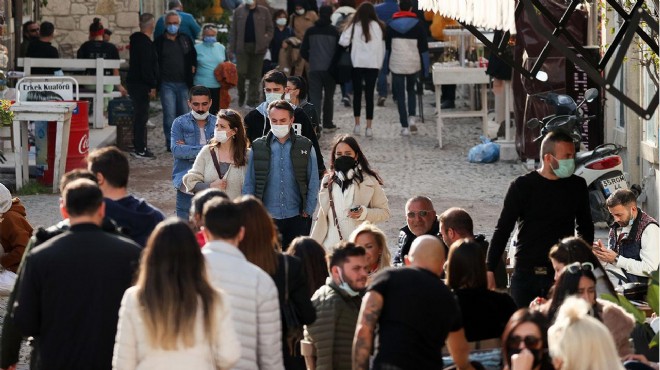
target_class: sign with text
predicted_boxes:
[16,77,77,103]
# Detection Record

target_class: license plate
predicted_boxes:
[601,174,627,197]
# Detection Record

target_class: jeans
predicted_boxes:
[377,57,388,98]
[308,70,336,127]
[176,189,193,220]
[237,43,265,107]
[510,267,554,308]
[351,68,379,120]
[128,83,150,152]
[340,81,353,98]
[160,81,189,149]
[275,215,311,251]
[392,73,417,127]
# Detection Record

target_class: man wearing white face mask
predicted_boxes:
[244,69,326,178]
[171,86,216,220]
[243,100,320,250]
[304,242,368,370]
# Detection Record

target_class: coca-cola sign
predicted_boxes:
[78,133,89,154]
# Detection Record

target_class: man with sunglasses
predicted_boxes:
[487,132,593,308]
[392,195,440,265]
[594,188,659,284]
[19,21,39,58]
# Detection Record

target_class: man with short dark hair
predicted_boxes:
[25,21,60,75]
[202,198,283,370]
[439,207,507,288]
[20,21,39,58]
[14,179,141,370]
[155,10,197,150]
[487,132,593,307]
[154,0,202,40]
[171,85,216,219]
[593,189,659,284]
[393,195,440,265]
[243,70,325,178]
[127,12,159,158]
[304,242,368,370]
[353,236,474,370]
[87,146,164,247]
[243,100,320,249]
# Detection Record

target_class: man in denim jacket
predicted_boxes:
[171,86,216,219]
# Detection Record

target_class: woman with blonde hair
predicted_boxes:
[546,297,625,370]
[183,109,249,200]
[311,134,390,249]
[113,218,240,369]
[236,196,316,370]
[349,222,391,278]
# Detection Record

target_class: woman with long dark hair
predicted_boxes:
[236,196,316,370]
[113,219,240,369]
[311,134,390,249]
[287,236,329,296]
[338,2,385,137]
[446,239,517,343]
[286,76,321,137]
[501,309,554,370]
[183,109,249,200]
[542,262,635,357]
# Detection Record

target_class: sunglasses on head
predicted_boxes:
[507,335,541,349]
[406,210,431,218]
[218,109,237,117]
[565,261,594,274]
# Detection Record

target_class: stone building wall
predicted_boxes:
[39,0,160,59]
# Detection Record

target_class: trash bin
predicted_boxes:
[108,97,135,152]
[38,101,89,186]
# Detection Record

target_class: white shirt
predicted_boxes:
[339,21,385,69]
[606,222,660,281]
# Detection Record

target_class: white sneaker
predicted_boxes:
[146,120,156,128]
[401,127,410,136]
[353,124,361,135]
[365,128,373,137]
[407,116,417,126]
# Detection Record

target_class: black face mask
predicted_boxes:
[334,155,356,173]
[509,348,544,369]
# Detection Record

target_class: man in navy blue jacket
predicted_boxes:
[385,0,429,136]
[375,0,399,106]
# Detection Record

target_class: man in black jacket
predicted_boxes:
[301,5,338,131]
[154,10,197,150]
[127,13,158,158]
[13,179,141,370]
[25,21,59,75]
[393,195,440,265]
[243,69,325,178]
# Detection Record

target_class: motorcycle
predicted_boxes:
[527,88,634,225]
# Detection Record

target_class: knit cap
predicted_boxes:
[0,183,11,214]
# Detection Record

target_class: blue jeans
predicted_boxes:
[176,189,193,220]
[160,81,189,149]
[392,73,417,127]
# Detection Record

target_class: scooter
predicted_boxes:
[527,88,633,225]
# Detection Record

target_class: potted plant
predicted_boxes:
[0,99,13,151]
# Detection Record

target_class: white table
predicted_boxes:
[432,66,490,148]
[10,102,76,193]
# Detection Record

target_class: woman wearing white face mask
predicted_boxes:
[311,134,390,250]
[183,109,249,200]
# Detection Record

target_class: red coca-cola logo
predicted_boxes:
[78,133,89,154]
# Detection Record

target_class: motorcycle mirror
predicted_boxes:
[584,88,598,102]
[535,71,549,81]
[527,118,540,129]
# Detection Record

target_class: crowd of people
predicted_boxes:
[12,0,660,369]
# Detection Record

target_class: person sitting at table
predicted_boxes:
[0,183,33,272]
[446,238,517,344]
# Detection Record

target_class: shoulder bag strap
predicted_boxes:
[327,179,344,240]
[209,147,225,179]
[284,255,290,303]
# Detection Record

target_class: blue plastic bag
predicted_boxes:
[468,136,500,163]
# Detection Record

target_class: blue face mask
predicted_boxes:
[203,36,216,44]
[628,208,636,227]
[265,92,283,104]
[551,156,575,178]
[166,24,179,34]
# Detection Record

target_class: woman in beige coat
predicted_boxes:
[311,134,390,250]
[183,109,249,200]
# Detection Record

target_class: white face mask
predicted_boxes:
[276,18,287,26]
[245,0,254,5]
[215,130,230,143]
[271,124,290,138]
[284,93,291,102]
[296,8,305,15]
[191,110,209,120]
[337,268,360,297]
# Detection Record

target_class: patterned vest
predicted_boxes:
[608,209,658,283]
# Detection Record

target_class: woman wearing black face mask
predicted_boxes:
[501,309,554,370]
[311,134,390,250]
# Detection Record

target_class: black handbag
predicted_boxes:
[282,256,304,356]
[331,24,355,84]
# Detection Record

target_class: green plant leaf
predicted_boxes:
[600,293,647,324]
[651,333,658,348]
[647,268,659,315]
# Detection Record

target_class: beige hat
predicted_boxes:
[0,183,12,214]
